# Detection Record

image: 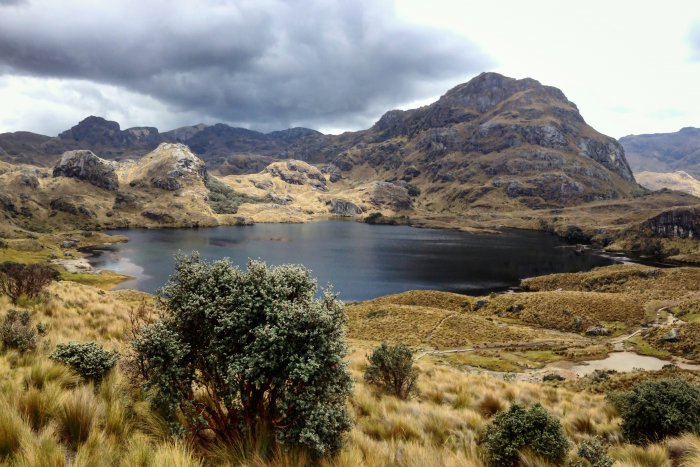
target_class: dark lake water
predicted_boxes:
[87,221,617,301]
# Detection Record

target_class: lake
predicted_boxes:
[87,221,617,301]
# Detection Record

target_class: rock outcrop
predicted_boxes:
[329,199,363,216]
[53,150,119,190]
[641,207,700,239]
[129,143,207,191]
[264,160,328,192]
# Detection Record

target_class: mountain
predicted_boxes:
[0,143,257,232]
[305,72,639,210]
[620,127,700,178]
[2,72,699,260]
[636,171,700,198]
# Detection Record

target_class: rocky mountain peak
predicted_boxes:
[52,149,119,190]
[130,143,208,191]
[59,116,121,143]
[437,72,569,114]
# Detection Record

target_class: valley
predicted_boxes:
[0,71,699,466]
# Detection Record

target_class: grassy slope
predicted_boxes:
[1,281,700,466]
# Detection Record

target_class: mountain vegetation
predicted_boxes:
[0,259,698,465]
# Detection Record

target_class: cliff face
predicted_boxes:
[642,207,700,239]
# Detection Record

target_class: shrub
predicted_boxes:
[0,262,58,304]
[364,342,418,399]
[130,254,352,457]
[50,341,119,384]
[482,403,569,467]
[0,309,37,352]
[608,378,700,444]
[577,437,613,467]
[204,176,261,214]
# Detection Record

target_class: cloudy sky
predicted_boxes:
[0,0,699,138]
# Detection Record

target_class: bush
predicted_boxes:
[482,403,569,467]
[0,309,37,352]
[50,342,119,384]
[608,378,700,444]
[576,437,613,467]
[364,343,418,399]
[130,254,352,457]
[0,262,59,304]
[204,176,261,214]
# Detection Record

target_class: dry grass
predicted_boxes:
[523,264,700,301]
[0,269,698,466]
[480,290,645,332]
[346,293,587,349]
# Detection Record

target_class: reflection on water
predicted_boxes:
[570,351,700,375]
[87,221,616,301]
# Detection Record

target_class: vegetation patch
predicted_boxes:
[608,378,700,444]
[205,176,263,214]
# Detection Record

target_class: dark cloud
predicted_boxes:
[0,0,489,131]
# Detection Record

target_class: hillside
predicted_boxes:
[1,73,699,262]
[636,170,700,197]
[1,262,699,465]
[0,143,256,234]
[620,127,700,178]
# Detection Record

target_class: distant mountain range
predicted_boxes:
[2,72,699,261]
[620,127,700,178]
[0,72,641,208]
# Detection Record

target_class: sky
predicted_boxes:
[0,0,699,138]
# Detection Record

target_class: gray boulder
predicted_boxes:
[330,199,363,216]
[660,328,679,342]
[53,150,119,191]
[585,325,611,336]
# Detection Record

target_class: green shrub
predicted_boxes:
[0,262,58,304]
[204,176,261,214]
[364,342,418,399]
[131,254,352,457]
[608,378,700,444]
[1,309,37,352]
[576,437,613,467]
[50,341,119,384]
[482,403,569,467]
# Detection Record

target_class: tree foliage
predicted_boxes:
[482,403,569,467]
[364,342,418,399]
[130,254,352,456]
[608,378,700,444]
[0,262,58,304]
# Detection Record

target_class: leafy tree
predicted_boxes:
[482,403,569,467]
[0,309,37,353]
[608,378,700,443]
[364,342,418,399]
[130,254,352,456]
[50,342,119,384]
[0,262,58,304]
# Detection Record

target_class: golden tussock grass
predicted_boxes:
[523,264,700,301]
[346,293,588,349]
[0,269,698,465]
[481,290,644,332]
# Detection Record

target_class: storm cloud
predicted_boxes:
[0,0,488,131]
